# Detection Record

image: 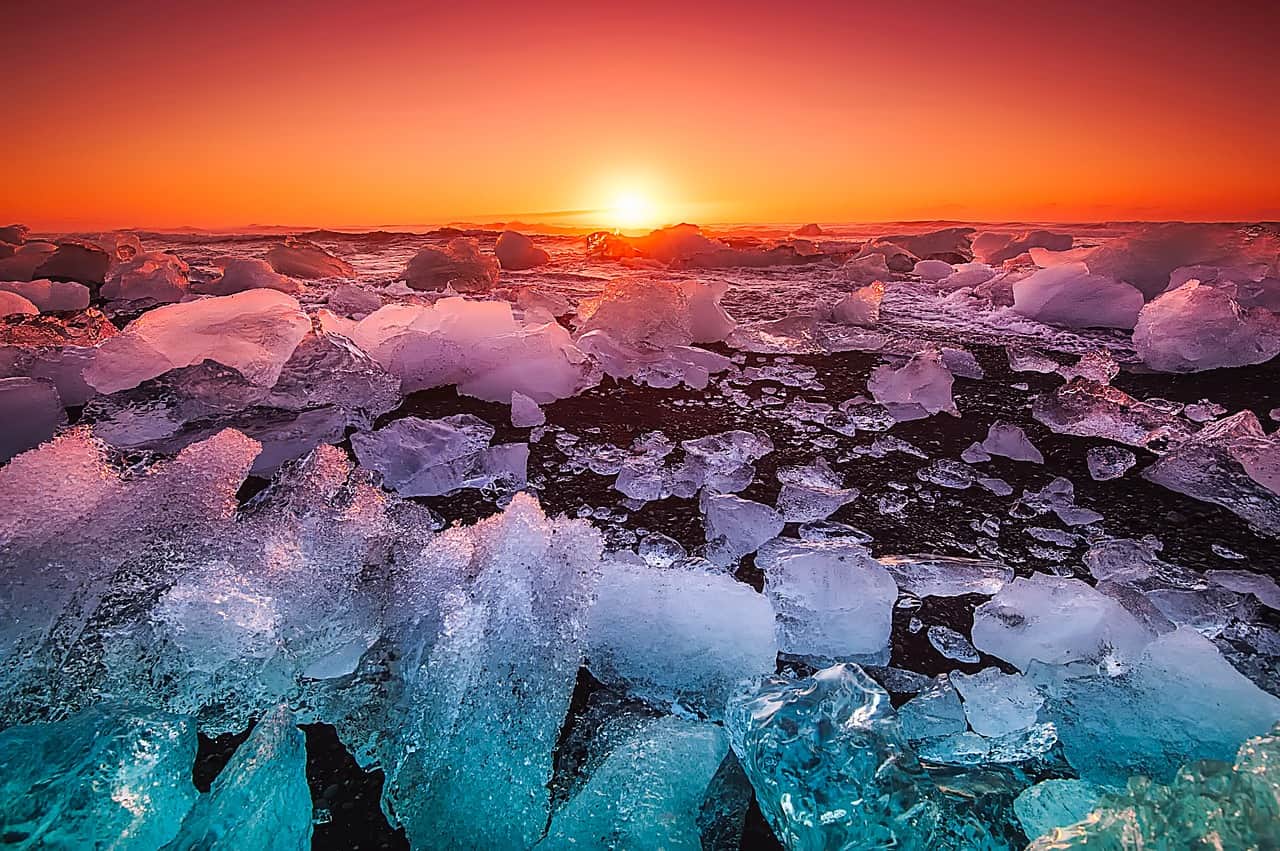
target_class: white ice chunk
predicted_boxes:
[830,282,884,327]
[980,420,1044,463]
[774,457,859,522]
[879,554,1013,597]
[351,414,527,497]
[1011,262,1143,329]
[0,279,89,312]
[867,349,957,420]
[509,390,546,427]
[101,252,190,303]
[1133,279,1280,372]
[402,238,498,292]
[702,494,784,560]
[196,258,300,296]
[951,667,1043,737]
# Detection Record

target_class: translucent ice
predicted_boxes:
[755,537,897,662]
[588,558,777,714]
[972,230,1073,265]
[979,420,1044,463]
[0,377,64,460]
[85,289,311,394]
[701,493,784,560]
[830,282,884,326]
[196,257,300,295]
[867,349,958,420]
[775,457,859,521]
[495,230,549,270]
[879,554,1013,597]
[1013,779,1103,842]
[0,703,198,850]
[266,236,354,279]
[1011,262,1143,329]
[1033,379,1191,447]
[1133,278,1280,372]
[510,389,546,427]
[31,238,111,285]
[100,251,190,303]
[0,279,89,312]
[1085,445,1136,480]
[401,238,498,292]
[951,667,1043,737]
[352,414,527,497]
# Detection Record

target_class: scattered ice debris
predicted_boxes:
[980,420,1044,463]
[916,458,977,489]
[164,705,313,851]
[402,238,499,292]
[1134,278,1280,372]
[926,625,980,663]
[577,329,731,390]
[494,230,549,270]
[1006,347,1059,373]
[701,493,784,561]
[588,558,777,714]
[978,477,1013,496]
[539,716,730,850]
[1016,477,1103,525]
[755,538,896,663]
[1011,262,1143,329]
[0,279,90,312]
[1143,410,1280,536]
[879,554,1013,597]
[101,251,190,303]
[1014,780,1104,843]
[0,703,199,849]
[348,297,593,402]
[867,349,957,420]
[774,457,859,521]
[352,414,527,497]
[509,389,546,427]
[1033,379,1192,447]
[85,288,311,394]
[196,257,300,296]
[1085,445,1136,480]
[972,573,1154,670]
[0,377,65,460]
[0,290,38,316]
[1056,349,1119,383]
[265,236,353,279]
[829,282,884,326]
[1184,399,1227,422]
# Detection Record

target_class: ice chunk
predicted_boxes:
[85,289,311,394]
[927,625,980,663]
[916,458,977,489]
[972,230,1073,265]
[266,236,353,279]
[1036,627,1280,784]
[101,251,190,303]
[896,676,968,741]
[350,297,592,402]
[971,573,1154,670]
[795,223,823,236]
[587,559,777,714]
[381,494,601,850]
[830,281,883,326]
[937,262,996,290]
[494,230,549,270]
[913,258,954,281]
[0,279,89,312]
[1207,569,1280,610]
[951,667,1043,737]
[1013,780,1104,842]
[755,537,897,662]
[352,414,527,497]
[539,716,730,851]
[0,242,56,281]
[1142,410,1280,536]
[774,457,859,521]
[325,282,380,317]
[878,227,975,263]
[32,238,111,284]
[702,494,784,560]
[509,389,546,427]
[836,251,892,286]
[980,420,1044,463]
[867,349,958,420]
[1085,445,1136,480]
[0,703,198,850]
[195,257,300,296]
[0,224,28,244]
[1134,279,1280,372]
[1056,350,1120,383]
[682,429,773,494]
[163,706,312,851]
[402,238,498,292]
[1033,378,1191,447]
[879,554,1013,597]
[576,277,694,349]
[0,290,37,316]
[1007,347,1059,373]
[1011,262,1143,329]
[0,377,65,460]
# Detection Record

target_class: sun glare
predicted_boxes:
[607,192,657,232]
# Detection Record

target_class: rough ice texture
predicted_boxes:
[380,494,602,850]
[1133,279,1280,372]
[951,667,1043,737]
[84,289,311,394]
[755,537,897,663]
[539,717,729,851]
[774,457,859,522]
[879,554,1013,597]
[101,251,190,303]
[830,281,884,326]
[1026,724,1280,849]
[979,420,1044,463]
[1034,627,1280,785]
[1142,410,1280,536]
[973,230,1073,265]
[402,238,498,292]
[195,257,300,295]
[163,705,313,851]
[867,349,957,420]
[1011,262,1143,329]
[495,230,549,270]
[0,376,64,460]
[351,414,527,496]
[702,493,784,560]
[349,297,593,402]
[326,283,381,317]
[266,236,354,279]
[587,558,777,714]
[575,276,737,350]
[510,389,546,427]
[1033,378,1191,447]
[0,290,38,316]
[971,573,1154,670]
[1086,445,1136,480]
[1014,780,1103,843]
[31,239,111,285]
[0,279,90,312]
[0,703,198,850]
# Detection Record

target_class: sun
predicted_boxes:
[607,192,658,232]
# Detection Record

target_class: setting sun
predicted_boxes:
[606,192,659,232]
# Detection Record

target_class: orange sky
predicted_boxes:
[2,0,1277,231]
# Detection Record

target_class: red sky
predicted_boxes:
[2,0,1277,230]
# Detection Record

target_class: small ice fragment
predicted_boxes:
[926,625,980,663]
[980,421,1044,463]
[509,390,546,427]
[879,554,1012,597]
[702,493,784,560]
[951,667,1043,737]
[867,349,957,420]
[1085,445,1137,480]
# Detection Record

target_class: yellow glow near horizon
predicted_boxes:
[606,192,659,232]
